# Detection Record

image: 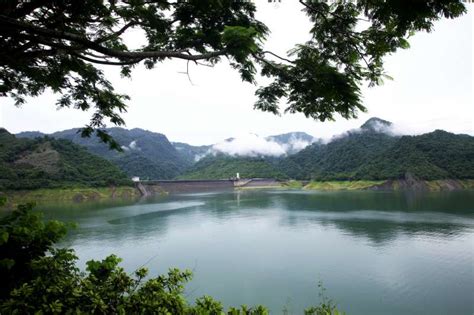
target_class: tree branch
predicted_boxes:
[73,53,143,66]
[298,1,370,69]
[260,51,295,64]
[0,15,228,62]
[94,21,138,43]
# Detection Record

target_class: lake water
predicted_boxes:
[41,190,474,314]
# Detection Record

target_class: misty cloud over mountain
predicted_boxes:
[211,134,287,157]
[210,132,317,157]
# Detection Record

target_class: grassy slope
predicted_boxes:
[304,180,385,190]
[1,186,141,206]
[304,179,474,191]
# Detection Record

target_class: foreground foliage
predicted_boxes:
[0,0,466,146]
[0,202,343,314]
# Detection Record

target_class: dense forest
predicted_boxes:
[282,130,474,181]
[178,155,287,180]
[0,129,130,190]
[11,118,474,184]
[180,118,474,181]
[18,128,190,180]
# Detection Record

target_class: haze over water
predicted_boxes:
[42,190,474,315]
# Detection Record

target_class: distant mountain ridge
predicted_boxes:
[17,129,317,178]
[280,119,474,180]
[180,118,474,180]
[15,118,474,182]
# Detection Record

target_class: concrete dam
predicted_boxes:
[136,178,281,195]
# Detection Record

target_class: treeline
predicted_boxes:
[179,155,288,180]
[286,130,474,180]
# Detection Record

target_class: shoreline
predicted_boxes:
[2,179,473,208]
[0,186,142,207]
[242,179,474,191]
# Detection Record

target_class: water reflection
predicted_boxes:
[38,189,474,315]
[44,190,474,249]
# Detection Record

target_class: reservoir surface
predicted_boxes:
[41,190,474,315]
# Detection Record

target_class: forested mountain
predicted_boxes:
[18,128,189,179]
[15,119,474,181]
[17,129,316,179]
[180,118,474,181]
[283,119,474,180]
[179,154,287,180]
[283,127,397,180]
[0,129,129,190]
[355,130,474,180]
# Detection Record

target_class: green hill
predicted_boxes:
[182,119,474,181]
[0,129,130,190]
[284,128,397,180]
[179,154,287,180]
[19,128,189,180]
[284,122,474,180]
[356,130,474,180]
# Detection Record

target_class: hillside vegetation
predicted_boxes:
[181,119,474,181]
[0,129,130,190]
[280,119,474,180]
[179,155,287,180]
[356,130,474,180]
[18,128,189,180]
[15,119,474,183]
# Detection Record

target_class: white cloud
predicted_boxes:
[121,140,140,151]
[368,121,395,134]
[280,135,314,153]
[211,133,287,157]
[194,153,207,162]
[129,140,139,150]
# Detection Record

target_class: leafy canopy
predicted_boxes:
[0,0,466,147]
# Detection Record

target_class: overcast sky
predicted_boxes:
[1,2,472,145]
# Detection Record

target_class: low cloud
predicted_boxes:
[211,133,287,157]
[280,135,313,153]
[121,140,141,151]
[322,124,394,144]
[194,153,207,162]
[368,121,395,134]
